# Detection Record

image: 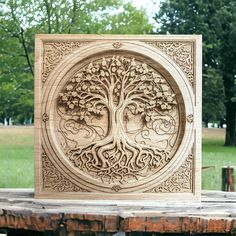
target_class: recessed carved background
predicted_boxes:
[35,35,201,199]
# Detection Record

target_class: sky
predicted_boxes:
[130,0,160,14]
[129,0,160,27]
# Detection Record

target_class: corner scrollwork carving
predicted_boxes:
[42,41,90,83]
[41,151,89,192]
[145,41,194,87]
[144,153,194,193]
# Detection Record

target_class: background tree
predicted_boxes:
[0,15,34,124]
[0,0,152,124]
[202,68,225,127]
[155,0,236,146]
[213,1,236,145]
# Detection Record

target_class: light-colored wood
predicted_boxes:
[34,35,202,200]
[0,189,235,234]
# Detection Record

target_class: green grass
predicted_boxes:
[0,127,34,188]
[202,138,236,190]
[0,127,236,190]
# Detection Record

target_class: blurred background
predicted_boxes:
[0,0,236,190]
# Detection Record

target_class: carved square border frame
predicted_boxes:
[35,35,202,200]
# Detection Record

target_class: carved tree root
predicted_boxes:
[68,135,170,184]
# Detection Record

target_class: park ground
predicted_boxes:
[0,127,235,190]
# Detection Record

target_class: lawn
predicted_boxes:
[202,128,236,190]
[0,126,235,190]
[0,127,34,188]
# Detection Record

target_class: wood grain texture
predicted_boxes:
[0,189,235,234]
[34,35,202,200]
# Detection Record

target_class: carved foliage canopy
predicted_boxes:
[36,36,200,199]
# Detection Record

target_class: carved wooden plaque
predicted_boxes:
[35,35,202,200]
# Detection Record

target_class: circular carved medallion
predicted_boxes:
[56,55,182,185]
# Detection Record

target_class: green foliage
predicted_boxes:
[203,68,225,125]
[102,3,152,34]
[155,0,236,145]
[202,135,236,190]
[0,0,152,124]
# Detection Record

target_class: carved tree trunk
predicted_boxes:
[109,106,124,138]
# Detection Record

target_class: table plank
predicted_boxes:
[0,189,235,234]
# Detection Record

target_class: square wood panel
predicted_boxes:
[35,35,202,200]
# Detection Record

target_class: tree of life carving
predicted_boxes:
[57,55,179,185]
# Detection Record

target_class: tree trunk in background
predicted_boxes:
[224,105,236,146]
[219,119,224,128]
[222,166,234,191]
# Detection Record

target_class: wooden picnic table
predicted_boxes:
[0,189,236,235]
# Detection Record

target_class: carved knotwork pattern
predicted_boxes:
[145,153,193,193]
[111,185,122,192]
[112,42,122,49]
[187,114,194,123]
[42,152,88,192]
[146,42,194,86]
[56,55,181,186]
[42,113,49,122]
[42,41,90,83]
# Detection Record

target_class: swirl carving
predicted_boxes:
[56,55,181,185]
[42,152,88,192]
[146,42,194,86]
